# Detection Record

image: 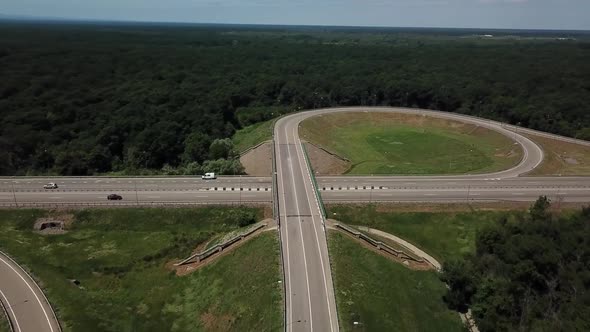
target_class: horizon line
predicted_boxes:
[1,13,590,33]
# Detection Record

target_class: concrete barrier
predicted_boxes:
[175,223,267,266]
[334,223,425,264]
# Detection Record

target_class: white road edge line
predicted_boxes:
[293,127,336,332]
[0,256,55,332]
[0,289,22,332]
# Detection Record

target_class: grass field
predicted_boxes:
[327,204,524,262]
[300,112,522,175]
[0,311,9,332]
[525,134,590,176]
[328,231,464,332]
[0,208,282,332]
[232,120,274,153]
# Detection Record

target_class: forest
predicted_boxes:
[442,197,590,331]
[1,22,589,175]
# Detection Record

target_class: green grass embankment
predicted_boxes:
[300,112,522,175]
[0,208,282,332]
[0,312,9,332]
[329,232,464,332]
[232,120,274,153]
[327,204,523,262]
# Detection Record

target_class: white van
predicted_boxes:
[201,172,216,180]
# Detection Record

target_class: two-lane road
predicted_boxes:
[275,112,339,331]
[0,252,60,332]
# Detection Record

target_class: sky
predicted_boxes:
[2,0,589,30]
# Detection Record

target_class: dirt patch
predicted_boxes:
[304,142,350,175]
[525,133,590,176]
[240,141,272,176]
[34,212,74,235]
[200,309,236,331]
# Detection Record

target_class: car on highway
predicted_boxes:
[107,194,123,200]
[43,182,58,189]
[201,172,217,180]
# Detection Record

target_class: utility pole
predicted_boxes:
[135,179,139,205]
[11,179,18,207]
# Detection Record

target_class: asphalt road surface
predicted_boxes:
[275,111,339,332]
[0,252,61,332]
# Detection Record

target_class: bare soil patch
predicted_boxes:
[525,133,590,176]
[240,141,272,176]
[200,310,236,332]
[33,212,74,235]
[304,142,350,175]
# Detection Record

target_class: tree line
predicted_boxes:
[0,22,589,175]
[442,197,590,331]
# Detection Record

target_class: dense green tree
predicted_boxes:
[0,23,589,175]
[182,132,211,164]
[442,197,590,331]
[209,138,234,160]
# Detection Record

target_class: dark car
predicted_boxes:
[107,194,123,200]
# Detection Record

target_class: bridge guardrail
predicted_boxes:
[334,223,426,264]
[175,223,267,265]
[301,143,327,220]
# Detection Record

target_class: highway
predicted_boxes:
[275,110,339,331]
[3,176,589,205]
[0,107,589,332]
[0,252,61,332]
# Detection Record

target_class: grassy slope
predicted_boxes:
[327,205,523,262]
[0,312,8,332]
[329,232,464,332]
[300,112,522,175]
[525,134,590,176]
[0,208,282,332]
[232,120,274,153]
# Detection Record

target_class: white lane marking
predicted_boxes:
[511,193,524,195]
[424,193,437,196]
[49,197,62,199]
[286,130,314,332]
[470,193,481,196]
[0,256,55,332]
[293,127,335,332]
[146,196,161,199]
[276,125,294,332]
[194,195,209,198]
[0,289,22,332]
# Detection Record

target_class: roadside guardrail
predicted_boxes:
[175,223,267,265]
